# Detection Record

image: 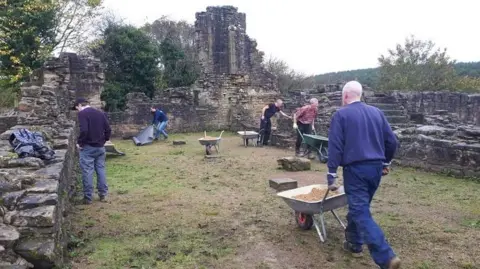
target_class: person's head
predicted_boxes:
[73,97,89,111]
[309,98,319,107]
[342,81,363,106]
[275,99,283,107]
[150,107,156,113]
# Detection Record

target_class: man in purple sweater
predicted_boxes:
[74,98,112,204]
[327,81,401,269]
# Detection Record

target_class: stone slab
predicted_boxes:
[173,140,186,145]
[0,223,20,247]
[15,237,55,268]
[11,206,55,227]
[277,157,311,171]
[269,178,298,192]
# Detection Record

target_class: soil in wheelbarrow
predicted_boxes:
[294,187,340,202]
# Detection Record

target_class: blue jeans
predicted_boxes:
[343,161,396,267]
[154,121,168,139]
[79,145,108,201]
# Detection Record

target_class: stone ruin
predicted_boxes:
[0,54,103,268]
[273,88,480,178]
[108,6,279,138]
[1,4,479,268]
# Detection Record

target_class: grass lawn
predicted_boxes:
[69,132,480,269]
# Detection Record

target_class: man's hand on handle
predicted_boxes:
[261,115,265,120]
[293,123,298,129]
[327,173,338,191]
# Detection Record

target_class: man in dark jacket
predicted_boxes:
[150,107,168,140]
[74,98,111,204]
[326,81,401,269]
[259,99,291,145]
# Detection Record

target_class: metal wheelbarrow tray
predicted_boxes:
[277,184,347,243]
[237,131,259,147]
[298,130,329,163]
[198,131,224,155]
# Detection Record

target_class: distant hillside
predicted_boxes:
[313,61,480,88]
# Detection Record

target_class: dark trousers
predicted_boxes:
[259,118,272,145]
[295,121,311,151]
[344,161,396,267]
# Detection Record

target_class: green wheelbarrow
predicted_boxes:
[297,129,329,163]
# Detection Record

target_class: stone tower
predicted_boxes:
[194,6,275,88]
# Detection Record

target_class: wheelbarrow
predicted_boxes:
[198,131,224,155]
[297,129,329,163]
[237,131,260,147]
[277,184,347,243]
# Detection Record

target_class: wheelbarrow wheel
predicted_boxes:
[295,211,313,230]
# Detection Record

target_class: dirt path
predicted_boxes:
[69,133,480,269]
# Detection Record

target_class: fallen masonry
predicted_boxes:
[277,157,311,171]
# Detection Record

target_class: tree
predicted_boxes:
[142,16,195,60]
[377,35,457,91]
[53,0,104,53]
[159,38,198,88]
[263,56,315,92]
[91,23,162,111]
[0,0,58,84]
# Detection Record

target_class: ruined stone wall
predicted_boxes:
[61,52,104,109]
[108,6,280,138]
[395,126,480,177]
[0,57,78,268]
[108,74,279,138]
[272,87,480,178]
[391,91,480,126]
[0,116,17,134]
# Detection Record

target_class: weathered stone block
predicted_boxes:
[11,206,55,227]
[277,157,311,171]
[269,178,298,192]
[0,224,20,247]
[1,190,26,210]
[14,237,55,268]
[17,193,58,210]
[0,158,45,169]
[25,179,58,193]
[173,140,186,145]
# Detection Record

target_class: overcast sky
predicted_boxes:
[103,0,480,75]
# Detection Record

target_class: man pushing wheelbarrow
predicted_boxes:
[292,98,319,157]
[327,81,400,269]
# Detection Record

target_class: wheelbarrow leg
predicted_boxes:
[331,210,346,229]
[319,212,327,241]
[312,216,325,243]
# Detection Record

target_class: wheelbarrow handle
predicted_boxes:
[322,188,330,202]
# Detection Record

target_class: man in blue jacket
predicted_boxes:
[327,81,401,269]
[150,107,168,140]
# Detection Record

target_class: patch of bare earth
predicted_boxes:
[69,133,480,269]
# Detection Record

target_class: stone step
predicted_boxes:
[369,103,401,110]
[366,96,397,103]
[382,110,406,116]
[386,116,409,124]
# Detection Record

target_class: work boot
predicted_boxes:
[343,241,363,258]
[384,257,401,269]
[295,150,301,157]
[99,196,108,203]
[82,199,92,205]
